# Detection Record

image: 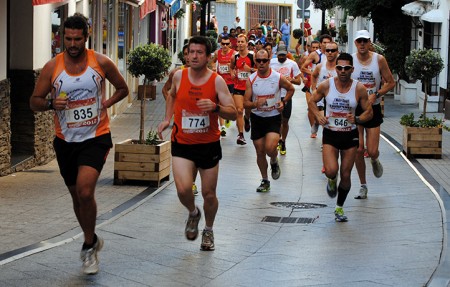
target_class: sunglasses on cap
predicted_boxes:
[336,65,353,71]
[255,58,270,64]
[356,38,369,43]
[326,48,338,53]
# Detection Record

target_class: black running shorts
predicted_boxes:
[355,103,383,128]
[53,133,113,186]
[234,89,245,96]
[322,128,359,150]
[250,113,281,141]
[171,141,222,169]
[281,97,292,119]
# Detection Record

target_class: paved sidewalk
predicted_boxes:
[0,84,448,286]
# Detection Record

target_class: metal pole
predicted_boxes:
[301,0,305,54]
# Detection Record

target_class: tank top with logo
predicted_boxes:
[51,49,108,143]
[234,52,254,91]
[216,49,235,85]
[352,52,382,105]
[325,78,358,132]
[249,68,282,117]
[172,68,220,144]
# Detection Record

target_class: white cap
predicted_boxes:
[248,40,255,45]
[355,30,370,40]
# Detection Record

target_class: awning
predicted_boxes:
[32,0,65,5]
[401,1,429,17]
[421,9,445,23]
[140,0,156,19]
[120,0,145,7]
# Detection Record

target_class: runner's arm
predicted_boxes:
[97,53,129,109]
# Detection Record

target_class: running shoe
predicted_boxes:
[326,177,337,198]
[237,135,247,145]
[279,141,286,155]
[185,207,201,240]
[220,127,227,137]
[277,139,282,151]
[310,133,317,138]
[256,179,271,192]
[271,160,281,180]
[192,183,198,196]
[371,158,383,178]
[364,148,369,158]
[200,230,215,251]
[244,116,251,132]
[225,120,231,128]
[80,235,104,275]
[354,185,368,199]
[334,207,348,222]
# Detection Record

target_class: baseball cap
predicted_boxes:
[355,30,370,40]
[277,44,288,55]
[272,29,278,32]
[248,40,255,46]
[255,39,263,45]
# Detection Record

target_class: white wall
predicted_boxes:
[0,0,6,80]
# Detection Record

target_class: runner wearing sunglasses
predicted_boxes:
[308,53,373,222]
[351,30,395,200]
[243,49,295,193]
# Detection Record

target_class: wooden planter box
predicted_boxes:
[137,85,156,100]
[402,126,442,159]
[114,139,171,186]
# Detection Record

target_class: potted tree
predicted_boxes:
[400,48,448,158]
[114,43,172,185]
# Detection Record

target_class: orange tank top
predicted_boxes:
[51,50,108,143]
[171,68,220,144]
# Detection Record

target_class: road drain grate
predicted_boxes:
[270,202,327,209]
[262,216,317,224]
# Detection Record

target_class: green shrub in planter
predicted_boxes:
[403,48,444,122]
[127,43,171,143]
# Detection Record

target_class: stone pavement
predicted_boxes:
[0,82,449,286]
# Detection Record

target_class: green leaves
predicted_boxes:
[145,130,160,145]
[405,49,444,82]
[127,43,172,81]
[400,112,449,130]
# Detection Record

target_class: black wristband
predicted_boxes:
[47,99,54,110]
[355,116,362,124]
[213,104,220,113]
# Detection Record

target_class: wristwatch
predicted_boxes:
[375,92,381,98]
[213,104,220,113]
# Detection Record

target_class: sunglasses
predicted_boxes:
[326,48,338,53]
[221,42,231,46]
[356,38,369,43]
[336,65,353,71]
[255,59,270,64]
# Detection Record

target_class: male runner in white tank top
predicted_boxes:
[308,53,373,222]
[351,30,395,200]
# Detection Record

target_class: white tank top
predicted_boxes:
[325,78,358,132]
[249,68,282,117]
[317,61,337,87]
[352,52,382,105]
